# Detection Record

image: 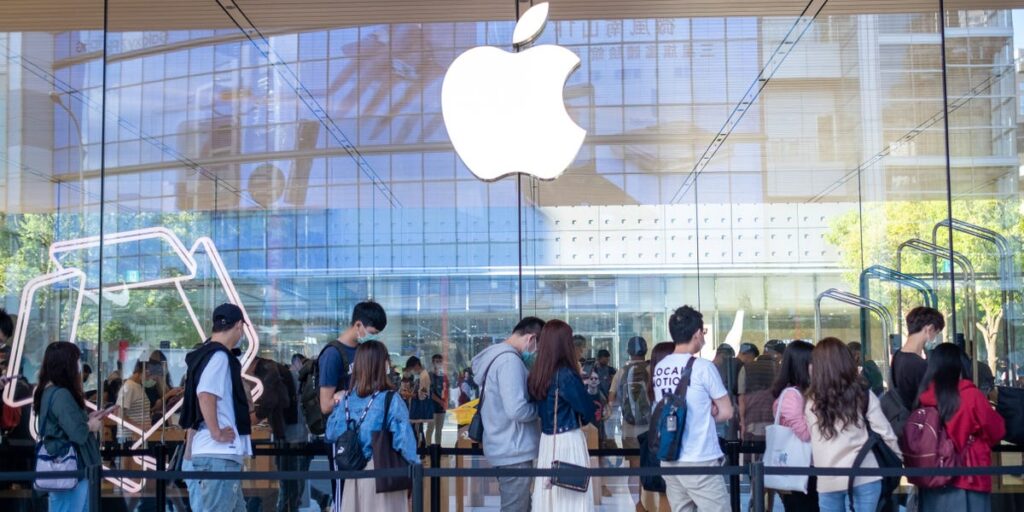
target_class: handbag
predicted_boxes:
[34,389,80,492]
[549,385,589,493]
[636,431,665,493]
[467,353,518,443]
[649,356,696,462]
[333,392,379,472]
[372,391,413,493]
[763,387,811,493]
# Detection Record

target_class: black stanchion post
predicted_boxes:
[411,463,425,512]
[727,440,741,512]
[749,461,765,512]
[87,464,101,512]
[155,443,167,512]
[429,443,441,512]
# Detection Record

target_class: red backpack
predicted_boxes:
[899,406,959,488]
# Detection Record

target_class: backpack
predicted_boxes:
[620,361,651,426]
[648,356,696,462]
[299,340,348,436]
[879,389,910,437]
[331,392,379,472]
[899,406,959,489]
[850,390,902,512]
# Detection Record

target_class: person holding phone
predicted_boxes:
[33,342,117,512]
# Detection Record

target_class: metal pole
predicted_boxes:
[429,443,441,512]
[411,463,425,512]
[727,440,741,512]
[155,443,167,512]
[87,464,101,512]
[749,461,765,512]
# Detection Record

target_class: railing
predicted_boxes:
[3,440,1024,512]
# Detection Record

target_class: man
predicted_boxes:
[279,354,310,512]
[892,307,944,411]
[180,303,252,512]
[737,342,759,366]
[712,344,740,440]
[573,334,590,367]
[317,301,388,415]
[426,353,449,446]
[652,306,733,512]
[470,317,544,512]
[608,336,649,511]
[594,349,617,399]
[116,361,151,441]
[737,340,784,441]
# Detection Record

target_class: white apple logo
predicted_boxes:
[441,2,585,181]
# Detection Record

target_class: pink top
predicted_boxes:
[772,387,810,442]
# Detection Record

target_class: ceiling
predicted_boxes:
[1,0,1022,31]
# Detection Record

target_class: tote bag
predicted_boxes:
[34,390,81,492]
[763,387,811,493]
[372,391,413,493]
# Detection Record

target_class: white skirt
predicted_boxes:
[531,429,595,512]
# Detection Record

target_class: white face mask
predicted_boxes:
[925,330,943,351]
[356,324,378,343]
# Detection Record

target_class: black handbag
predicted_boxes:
[467,352,516,443]
[997,386,1024,445]
[372,391,413,493]
[549,386,589,493]
[636,431,666,493]
[334,392,378,471]
[850,391,902,512]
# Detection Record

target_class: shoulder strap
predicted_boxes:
[671,356,698,398]
[381,391,394,430]
[36,387,57,439]
[774,386,800,425]
[477,351,518,411]
[848,389,876,512]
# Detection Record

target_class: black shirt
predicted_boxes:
[891,351,927,408]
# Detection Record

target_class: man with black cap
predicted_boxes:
[609,336,650,511]
[180,303,252,512]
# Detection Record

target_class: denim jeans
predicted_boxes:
[182,458,202,512]
[819,480,882,512]
[192,456,246,512]
[48,478,89,512]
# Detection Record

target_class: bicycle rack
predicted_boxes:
[815,288,895,388]
[896,238,979,362]
[933,219,1019,378]
[859,265,938,348]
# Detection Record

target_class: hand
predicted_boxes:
[213,426,236,443]
[711,403,719,418]
[87,417,103,432]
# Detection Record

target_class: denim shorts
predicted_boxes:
[191,456,246,512]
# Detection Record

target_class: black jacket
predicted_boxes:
[179,340,252,436]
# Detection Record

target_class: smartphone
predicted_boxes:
[98,404,119,417]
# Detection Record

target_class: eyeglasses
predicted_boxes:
[701,328,708,335]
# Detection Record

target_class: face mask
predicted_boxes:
[356,325,378,343]
[521,337,538,368]
[144,379,157,388]
[925,331,943,351]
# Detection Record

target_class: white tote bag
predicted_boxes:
[763,387,811,493]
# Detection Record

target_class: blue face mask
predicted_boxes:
[521,337,538,368]
[356,325,378,343]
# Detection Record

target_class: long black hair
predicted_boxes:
[918,343,964,421]
[33,341,86,414]
[771,339,813,398]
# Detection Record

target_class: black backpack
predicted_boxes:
[851,390,902,512]
[334,392,379,471]
[299,340,349,436]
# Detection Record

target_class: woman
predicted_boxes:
[647,342,676,402]
[528,320,598,512]
[916,343,1005,510]
[33,342,113,512]
[325,340,419,512]
[769,339,818,511]
[805,337,901,512]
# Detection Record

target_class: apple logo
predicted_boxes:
[441,2,585,181]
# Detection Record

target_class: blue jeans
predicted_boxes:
[182,458,203,512]
[192,457,246,512]
[48,478,89,512]
[819,480,881,512]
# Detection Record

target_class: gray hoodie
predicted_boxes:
[470,341,539,467]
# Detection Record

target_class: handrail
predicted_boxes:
[933,218,1019,380]
[897,238,979,368]
[815,288,894,387]
[859,264,938,343]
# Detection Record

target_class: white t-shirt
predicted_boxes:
[190,351,252,458]
[652,353,728,462]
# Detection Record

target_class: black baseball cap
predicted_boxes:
[212,303,244,329]
[739,342,759,356]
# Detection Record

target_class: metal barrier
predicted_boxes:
[5,459,1024,512]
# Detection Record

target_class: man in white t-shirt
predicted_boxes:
[652,305,734,512]
[181,303,253,512]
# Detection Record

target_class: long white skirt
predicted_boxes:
[531,429,595,512]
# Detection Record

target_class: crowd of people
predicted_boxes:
[2,301,1015,512]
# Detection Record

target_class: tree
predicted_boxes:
[825,198,1022,369]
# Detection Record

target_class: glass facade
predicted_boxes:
[2,0,1024,506]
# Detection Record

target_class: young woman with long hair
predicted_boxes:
[527,319,597,512]
[805,337,901,512]
[33,342,115,512]
[916,343,1005,510]
[769,339,817,511]
[325,340,419,512]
